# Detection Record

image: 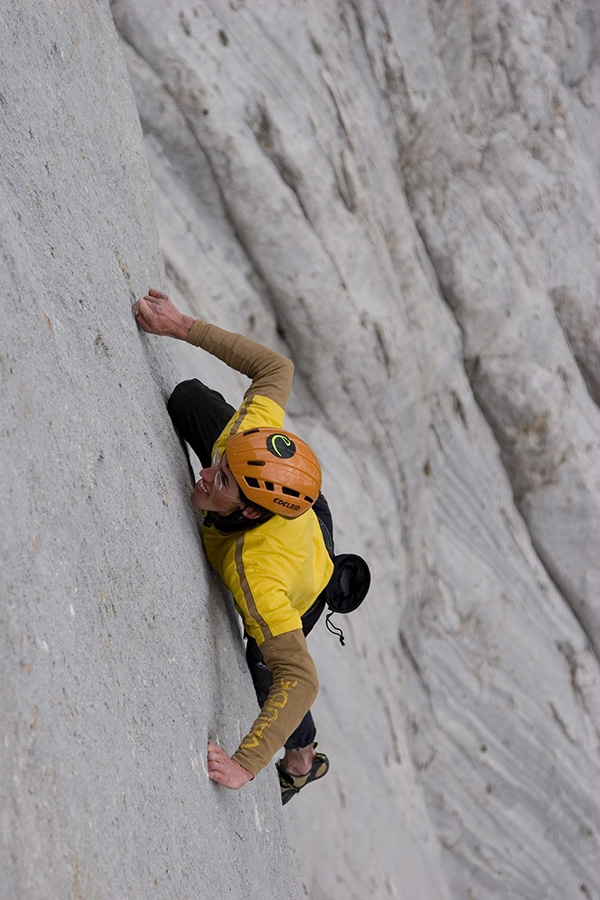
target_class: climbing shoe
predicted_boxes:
[276,745,330,805]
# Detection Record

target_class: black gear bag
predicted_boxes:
[323,553,371,645]
[313,494,371,645]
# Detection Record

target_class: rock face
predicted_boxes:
[3,1,600,899]
[1,5,303,899]
[112,1,600,898]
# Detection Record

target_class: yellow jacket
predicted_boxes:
[187,320,333,776]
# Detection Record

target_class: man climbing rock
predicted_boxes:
[133,289,332,804]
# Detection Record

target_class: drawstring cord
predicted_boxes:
[326,612,346,646]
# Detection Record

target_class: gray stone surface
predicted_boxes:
[3,1,600,898]
[112,1,600,898]
[1,4,303,898]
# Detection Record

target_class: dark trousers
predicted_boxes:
[167,379,327,750]
[167,378,235,472]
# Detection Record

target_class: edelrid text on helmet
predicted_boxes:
[225,427,321,518]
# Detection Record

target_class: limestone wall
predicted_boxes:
[1,4,303,898]
[2,1,600,898]
[113,2,600,898]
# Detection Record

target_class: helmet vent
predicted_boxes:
[304,496,314,503]
[247,459,265,466]
[244,476,260,488]
[282,487,301,498]
[265,482,275,491]
[242,428,260,436]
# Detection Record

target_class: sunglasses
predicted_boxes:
[214,466,243,504]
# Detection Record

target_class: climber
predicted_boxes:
[132,288,332,804]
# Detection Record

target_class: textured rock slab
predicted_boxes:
[113,1,600,898]
[0,4,303,899]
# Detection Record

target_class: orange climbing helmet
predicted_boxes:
[225,427,322,518]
